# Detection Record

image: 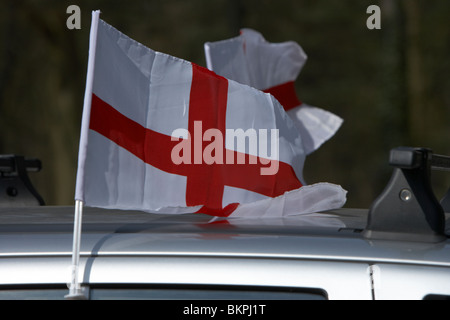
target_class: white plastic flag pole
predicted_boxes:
[66,200,85,299]
[66,10,100,299]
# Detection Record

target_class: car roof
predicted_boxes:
[1,206,449,268]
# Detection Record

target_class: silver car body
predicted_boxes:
[0,206,449,300]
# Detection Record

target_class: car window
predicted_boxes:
[0,285,326,300]
[0,288,67,300]
[423,294,450,300]
[89,285,327,300]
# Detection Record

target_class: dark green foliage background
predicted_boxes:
[1,0,448,208]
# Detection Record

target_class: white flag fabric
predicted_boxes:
[75,12,346,217]
[204,28,343,155]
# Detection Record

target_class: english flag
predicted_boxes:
[204,29,343,155]
[74,12,346,217]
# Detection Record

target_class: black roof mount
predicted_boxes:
[441,188,450,213]
[0,155,45,207]
[364,147,449,243]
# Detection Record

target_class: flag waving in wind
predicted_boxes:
[205,29,343,155]
[75,12,346,218]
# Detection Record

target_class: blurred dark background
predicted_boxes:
[0,0,449,208]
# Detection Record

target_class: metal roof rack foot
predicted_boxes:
[0,155,45,206]
[363,147,448,243]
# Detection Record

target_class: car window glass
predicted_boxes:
[89,287,326,300]
[0,288,67,300]
[0,286,327,300]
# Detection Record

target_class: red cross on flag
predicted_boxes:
[74,12,346,217]
[204,29,343,155]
